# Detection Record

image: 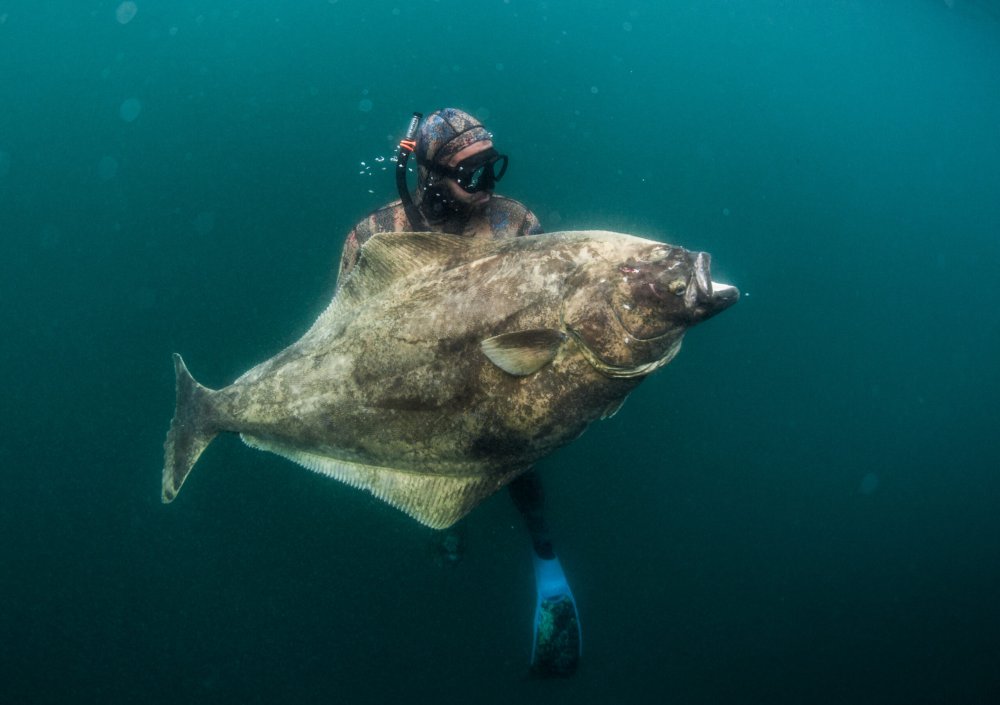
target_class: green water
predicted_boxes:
[1,1,998,702]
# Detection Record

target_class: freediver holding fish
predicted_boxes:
[339,109,580,677]
[161,109,738,680]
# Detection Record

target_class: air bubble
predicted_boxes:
[119,98,142,122]
[116,1,138,25]
[859,473,880,495]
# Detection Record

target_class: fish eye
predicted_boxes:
[668,280,686,295]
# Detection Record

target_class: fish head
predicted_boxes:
[614,245,739,332]
[564,238,739,378]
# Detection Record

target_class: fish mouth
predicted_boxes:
[710,282,740,308]
[629,249,739,328]
[686,252,739,320]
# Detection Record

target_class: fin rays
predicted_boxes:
[241,434,526,529]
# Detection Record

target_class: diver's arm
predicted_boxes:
[521,208,543,236]
[336,226,363,291]
[336,204,404,290]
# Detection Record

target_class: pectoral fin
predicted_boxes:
[481,329,566,376]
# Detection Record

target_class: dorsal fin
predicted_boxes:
[300,231,488,346]
[338,231,481,304]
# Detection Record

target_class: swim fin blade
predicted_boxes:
[530,554,582,677]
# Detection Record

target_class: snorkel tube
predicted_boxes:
[396,112,426,230]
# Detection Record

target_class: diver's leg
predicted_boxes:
[508,469,553,558]
[508,470,582,677]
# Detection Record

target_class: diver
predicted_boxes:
[337,108,582,677]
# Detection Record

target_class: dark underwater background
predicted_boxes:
[2,1,999,703]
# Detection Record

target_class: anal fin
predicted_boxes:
[241,435,524,529]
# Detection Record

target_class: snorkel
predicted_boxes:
[396,112,427,230]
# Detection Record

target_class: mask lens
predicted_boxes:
[451,151,508,193]
[465,163,489,192]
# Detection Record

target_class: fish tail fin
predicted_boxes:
[162,353,220,503]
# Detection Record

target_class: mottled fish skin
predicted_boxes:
[162,230,738,528]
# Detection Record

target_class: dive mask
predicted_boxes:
[432,148,508,193]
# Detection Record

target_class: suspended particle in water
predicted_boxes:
[590,86,599,94]
[131,286,157,311]
[194,211,215,235]
[119,98,142,122]
[358,98,373,113]
[859,473,880,495]
[0,150,10,178]
[98,156,119,180]
[116,1,138,25]
[40,225,61,249]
